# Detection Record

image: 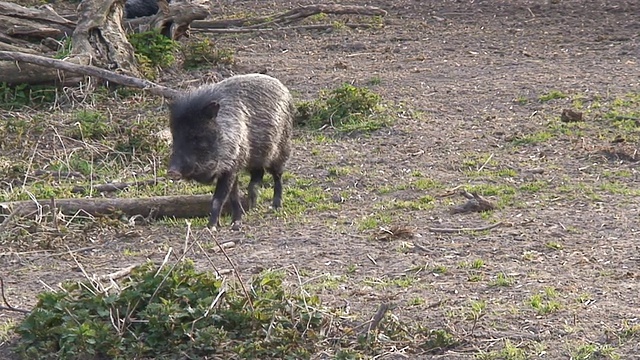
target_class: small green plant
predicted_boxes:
[295,83,389,132]
[490,272,515,287]
[367,76,382,86]
[514,95,528,105]
[15,260,329,359]
[182,36,235,69]
[510,130,554,146]
[528,293,561,315]
[0,82,57,109]
[128,29,180,75]
[69,109,109,140]
[545,241,563,250]
[571,343,620,360]
[539,90,568,102]
[53,36,73,59]
[476,339,527,360]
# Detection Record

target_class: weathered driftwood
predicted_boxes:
[0,0,140,85]
[0,50,180,98]
[0,194,248,223]
[0,1,76,45]
[0,2,385,88]
[0,0,207,86]
[192,4,387,30]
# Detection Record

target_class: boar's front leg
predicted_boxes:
[229,177,245,231]
[208,172,235,230]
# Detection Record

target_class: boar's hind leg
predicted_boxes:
[248,168,265,210]
[268,166,284,210]
[229,177,244,231]
[208,172,235,229]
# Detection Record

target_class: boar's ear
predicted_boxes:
[202,101,220,119]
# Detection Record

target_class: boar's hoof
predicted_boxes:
[231,221,242,231]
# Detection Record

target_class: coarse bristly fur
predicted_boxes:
[124,0,163,19]
[167,73,295,229]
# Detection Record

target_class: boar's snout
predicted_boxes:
[167,163,183,180]
[167,169,182,180]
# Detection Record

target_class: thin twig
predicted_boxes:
[0,278,30,314]
[207,229,254,311]
[427,221,503,234]
[96,265,137,281]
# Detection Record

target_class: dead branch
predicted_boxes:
[195,23,378,34]
[450,191,497,214]
[123,0,209,39]
[375,225,416,241]
[70,178,166,194]
[427,221,503,234]
[96,264,137,281]
[0,194,248,223]
[0,51,180,98]
[357,302,390,338]
[0,277,30,314]
[191,4,386,30]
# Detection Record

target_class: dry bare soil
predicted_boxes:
[1,0,639,359]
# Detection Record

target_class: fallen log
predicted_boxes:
[0,194,248,223]
[191,4,387,30]
[0,51,180,98]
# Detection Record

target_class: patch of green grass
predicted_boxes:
[307,12,328,22]
[538,90,568,102]
[357,212,392,231]
[519,180,548,193]
[599,181,640,196]
[618,320,640,342]
[465,300,486,324]
[295,83,391,133]
[465,184,517,208]
[303,273,347,291]
[0,318,17,342]
[367,76,382,86]
[69,109,110,140]
[53,36,73,59]
[489,272,515,287]
[432,264,448,274]
[282,178,336,216]
[475,339,527,360]
[364,274,417,289]
[412,177,443,190]
[601,169,632,178]
[528,290,562,315]
[510,130,554,146]
[0,82,58,110]
[182,36,235,70]
[545,241,563,250]
[570,343,620,360]
[549,120,588,137]
[327,166,351,178]
[514,95,528,105]
[390,195,436,211]
[408,297,425,306]
[128,29,179,68]
[471,259,485,269]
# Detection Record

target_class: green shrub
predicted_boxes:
[296,83,389,132]
[128,29,180,79]
[15,260,325,359]
[182,36,235,70]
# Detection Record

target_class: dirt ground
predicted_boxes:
[1,0,639,359]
